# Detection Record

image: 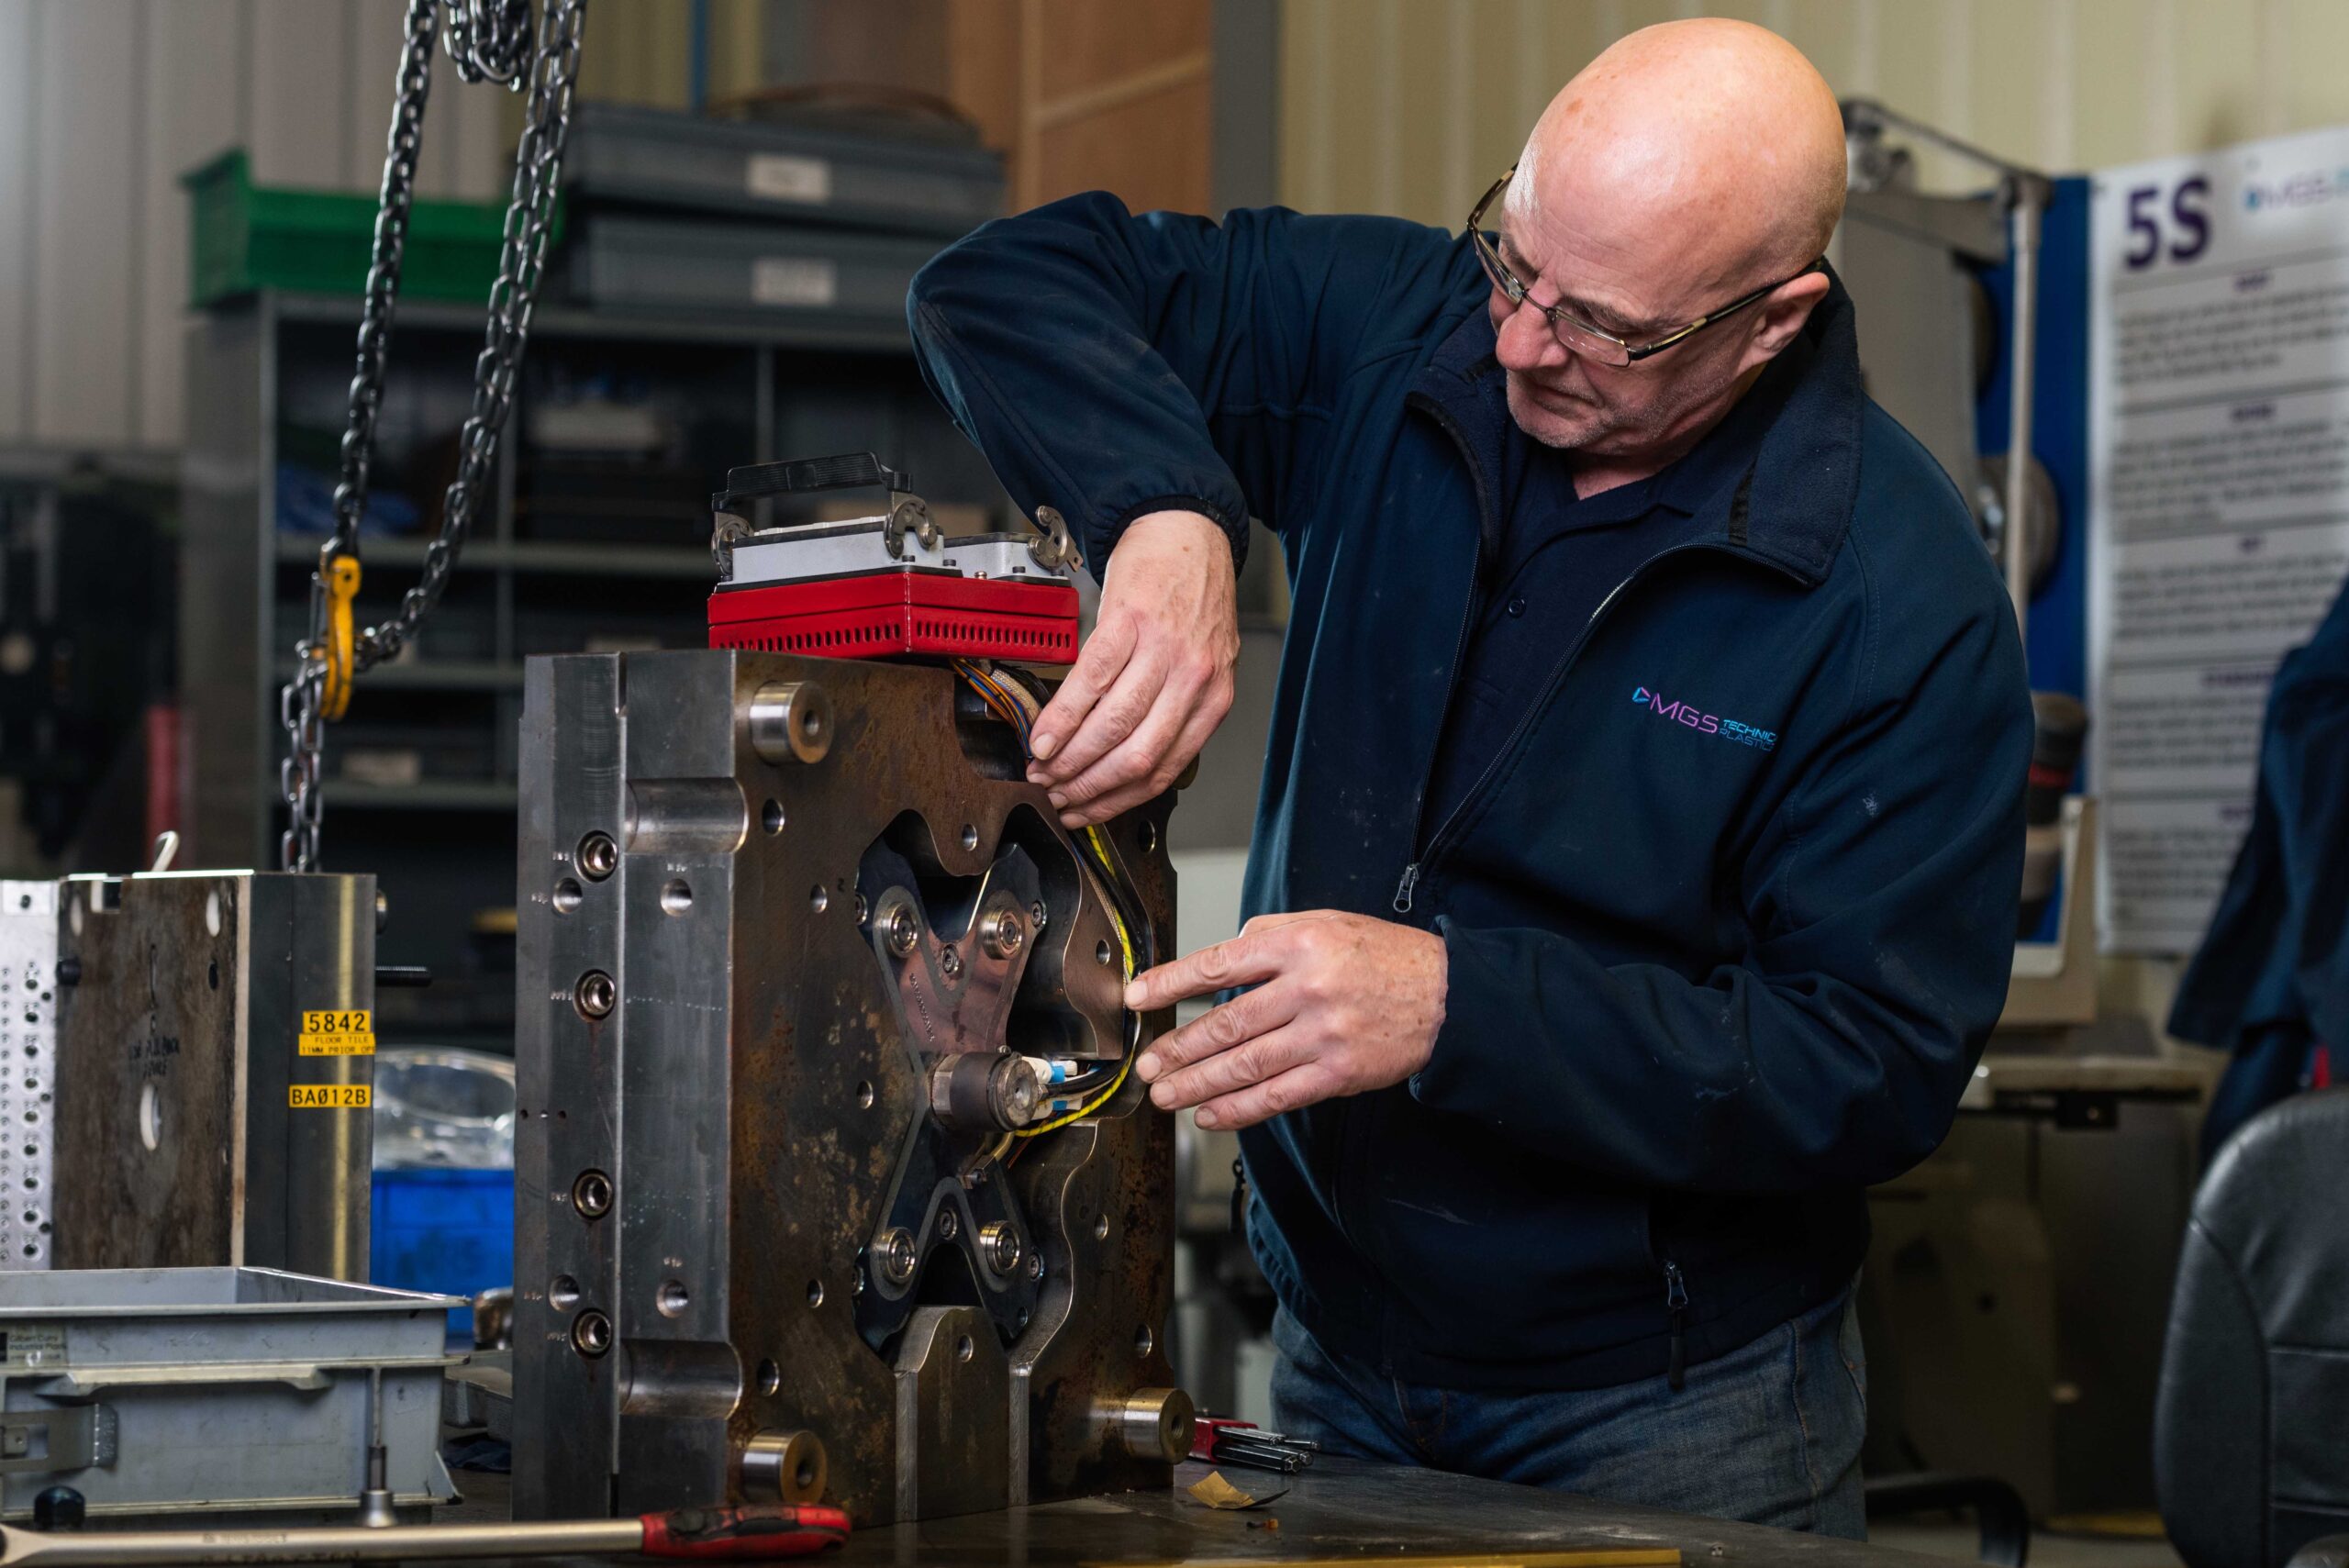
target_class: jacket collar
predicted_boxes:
[1408,264,1867,587]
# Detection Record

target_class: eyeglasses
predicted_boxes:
[1465,169,1820,368]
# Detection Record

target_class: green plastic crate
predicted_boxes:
[182,149,529,307]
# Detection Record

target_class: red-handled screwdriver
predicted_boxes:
[0,1503,852,1565]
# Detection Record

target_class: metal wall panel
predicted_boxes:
[137,0,243,450]
[249,0,351,189]
[29,0,139,448]
[0,0,511,455]
[0,0,36,443]
[1275,0,2349,226]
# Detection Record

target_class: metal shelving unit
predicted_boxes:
[182,287,1008,1051]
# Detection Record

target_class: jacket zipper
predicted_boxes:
[1330,395,1493,1262]
[1664,1261,1690,1391]
[1387,395,1494,917]
[1391,537,1807,914]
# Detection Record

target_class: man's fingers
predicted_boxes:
[1149,1023,1312,1111]
[1029,615,1135,764]
[1125,929,1287,1012]
[1054,665,1199,807]
[1050,672,1230,826]
[1194,1063,1341,1131]
[1135,981,1301,1082]
[1033,647,1169,790]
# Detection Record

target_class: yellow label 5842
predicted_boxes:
[289,1084,371,1109]
[299,1009,376,1056]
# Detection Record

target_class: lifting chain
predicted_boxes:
[279,0,587,873]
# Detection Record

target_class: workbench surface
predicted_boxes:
[439,1456,1942,1567]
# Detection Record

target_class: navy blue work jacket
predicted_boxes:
[908,196,2032,1391]
[2170,574,2349,1158]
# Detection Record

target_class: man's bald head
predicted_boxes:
[1513,19,1845,308]
[1487,19,1845,468]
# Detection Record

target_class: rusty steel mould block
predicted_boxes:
[511,650,1188,1527]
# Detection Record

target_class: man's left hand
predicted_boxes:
[1127,911,1449,1130]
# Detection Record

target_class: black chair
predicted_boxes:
[2155,1086,2349,1568]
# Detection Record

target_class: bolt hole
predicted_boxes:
[1095,939,1113,967]
[206,961,218,992]
[656,1280,690,1318]
[1093,1214,1109,1242]
[854,1080,874,1110]
[205,888,224,937]
[796,1456,818,1491]
[808,886,829,915]
[960,823,979,851]
[807,1279,824,1307]
[762,798,785,835]
[549,1274,581,1310]
[660,879,693,916]
[757,1358,782,1396]
[1138,820,1158,854]
[954,1334,974,1363]
[551,877,584,914]
[1134,1325,1154,1359]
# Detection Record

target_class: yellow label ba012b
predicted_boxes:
[289,1084,372,1109]
[299,1009,376,1056]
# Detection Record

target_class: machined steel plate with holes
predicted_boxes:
[512,650,1186,1529]
[49,872,375,1278]
[0,882,60,1271]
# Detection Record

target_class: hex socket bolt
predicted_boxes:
[978,1222,1023,1275]
[575,830,618,881]
[572,1168,614,1218]
[570,1309,613,1358]
[977,903,1026,959]
[874,1228,918,1288]
[883,902,920,957]
[574,970,617,1019]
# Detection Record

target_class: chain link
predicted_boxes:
[279,0,587,872]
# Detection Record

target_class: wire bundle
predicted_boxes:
[951,659,1150,1138]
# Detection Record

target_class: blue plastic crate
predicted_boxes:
[370,1167,513,1340]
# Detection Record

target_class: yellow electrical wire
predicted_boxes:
[1014,828,1139,1138]
[951,658,1146,1139]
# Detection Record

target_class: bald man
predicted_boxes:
[909,20,2029,1534]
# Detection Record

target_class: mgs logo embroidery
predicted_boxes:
[1631,685,1778,751]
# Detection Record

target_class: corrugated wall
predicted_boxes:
[1278,0,2349,225]
[0,0,769,457]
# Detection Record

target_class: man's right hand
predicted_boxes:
[1027,509,1240,828]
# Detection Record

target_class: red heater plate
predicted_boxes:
[708,573,1080,665]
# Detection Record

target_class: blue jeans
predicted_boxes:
[1270,1287,1867,1538]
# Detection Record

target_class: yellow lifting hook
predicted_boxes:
[319,553,362,721]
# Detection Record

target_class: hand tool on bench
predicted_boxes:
[0,1503,851,1565]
